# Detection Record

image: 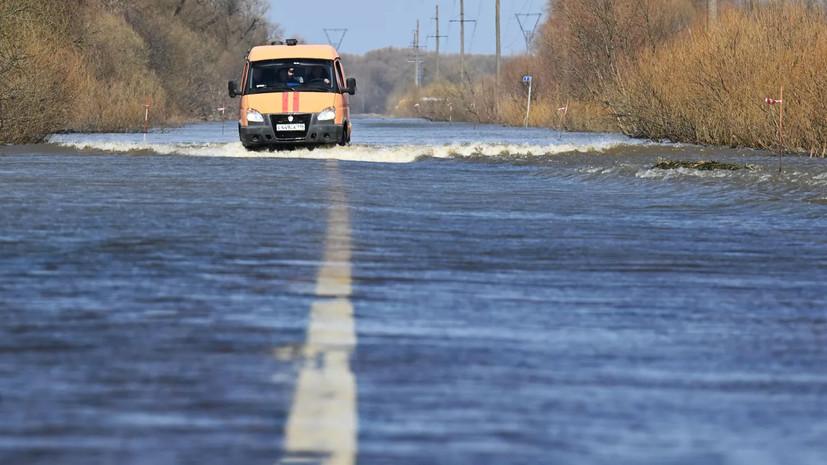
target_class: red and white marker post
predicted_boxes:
[217,104,226,135]
[764,86,784,173]
[142,97,151,143]
[557,100,569,140]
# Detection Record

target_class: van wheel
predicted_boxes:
[338,122,350,146]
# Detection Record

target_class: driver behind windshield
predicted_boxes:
[308,66,330,85]
[248,62,333,91]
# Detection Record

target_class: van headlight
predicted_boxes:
[318,106,336,121]
[246,108,264,123]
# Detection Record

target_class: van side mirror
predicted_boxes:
[228,80,240,98]
[345,77,356,95]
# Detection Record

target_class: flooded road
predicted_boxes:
[2,118,826,464]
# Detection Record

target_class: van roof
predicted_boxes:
[248,44,340,62]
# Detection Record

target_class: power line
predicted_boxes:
[323,28,348,50]
[515,13,542,52]
[467,0,484,52]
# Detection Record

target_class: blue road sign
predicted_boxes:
[523,76,532,82]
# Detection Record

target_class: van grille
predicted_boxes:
[271,114,312,140]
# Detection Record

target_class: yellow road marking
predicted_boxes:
[279,160,357,465]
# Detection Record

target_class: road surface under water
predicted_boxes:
[1,118,826,464]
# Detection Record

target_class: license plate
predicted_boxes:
[276,123,305,131]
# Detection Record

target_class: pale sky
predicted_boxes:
[268,0,546,56]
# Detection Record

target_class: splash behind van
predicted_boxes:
[228,40,356,149]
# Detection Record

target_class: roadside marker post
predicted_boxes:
[217,104,226,135]
[557,101,569,140]
[523,76,532,128]
[764,86,784,173]
[142,97,151,143]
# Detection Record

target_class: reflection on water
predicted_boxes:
[279,161,357,465]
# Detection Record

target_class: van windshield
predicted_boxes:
[245,59,338,94]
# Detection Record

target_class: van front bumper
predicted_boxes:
[239,113,343,148]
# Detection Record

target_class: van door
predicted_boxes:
[334,59,350,122]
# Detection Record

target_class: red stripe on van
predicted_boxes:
[293,92,300,113]
[282,93,289,113]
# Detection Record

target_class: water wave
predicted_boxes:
[46,132,827,197]
[635,164,827,187]
[50,138,647,164]
[636,166,742,180]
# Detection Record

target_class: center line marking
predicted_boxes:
[279,160,357,465]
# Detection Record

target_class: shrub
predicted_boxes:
[612,2,827,155]
[0,0,275,143]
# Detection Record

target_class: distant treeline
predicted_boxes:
[0,0,277,143]
[342,48,496,115]
[397,0,827,156]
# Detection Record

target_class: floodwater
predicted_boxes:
[1,118,826,464]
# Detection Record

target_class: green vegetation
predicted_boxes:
[653,158,754,170]
[0,0,277,143]
[397,0,827,157]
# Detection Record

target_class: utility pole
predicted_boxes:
[515,13,542,53]
[407,21,424,87]
[708,0,718,26]
[429,5,447,82]
[415,20,420,87]
[460,0,465,73]
[450,0,476,77]
[460,0,465,72]
[496,0,501,85]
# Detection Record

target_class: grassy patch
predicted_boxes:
[653,158,754,171]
